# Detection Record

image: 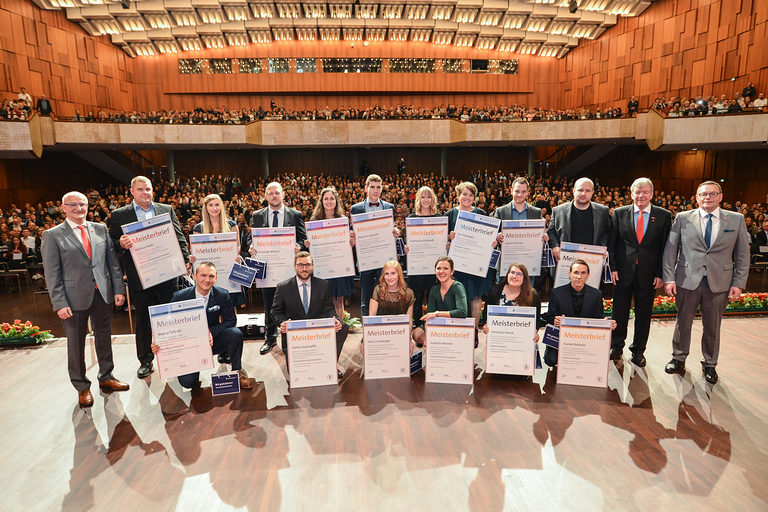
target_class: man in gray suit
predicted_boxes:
[662,181,750,384]
[547,177,611,260]
[42,191,129,407]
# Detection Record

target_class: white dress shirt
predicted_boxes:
[698,207,721,248]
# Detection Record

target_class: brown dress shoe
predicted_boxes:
[99,379,130,392]
[78,389,94,407]
[238,369,255,389]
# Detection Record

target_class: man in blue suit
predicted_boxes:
[350,174,397,316]
[152,261,255,390]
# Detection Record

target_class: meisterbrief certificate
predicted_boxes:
[149,298,213,380]
[553,242,606,289]
[448,210,501,277]
[122,213,186,289]
[306,217,355,279]
[425,317,475,385]
[405,216,448,276]
[500,219,546,276]
[251,227,296,288]
[351,209,396,272]
[485,305,537,376]
[286,318,338,388]
[556,317,612,388]
[363,314,411,380]
[189,232,240,293]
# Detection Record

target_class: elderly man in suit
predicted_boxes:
[608,177,672,367]
[109,175,190,379]
[350,174,397,316]
[42,191,128,407]
[271,251,348,379]
[547,177,611,260]
[662,181,750,384]
[249,181,306,355]
[151,261,255,390]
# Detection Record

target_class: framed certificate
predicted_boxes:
[405,216,448,276]
[351,209,397,272]
[485,305,537,376]
[149,298,213,380]
[189,232,241,293]
[306,217,355,279]
[251,227,296,288]
[448,210,500,277]
[286,318,338,388]
[363,315,411,380]
[425,317,475,385]
[556,317,612,388]
[500,219,546,276]
[553,242,606,289]
[122,213,186,289]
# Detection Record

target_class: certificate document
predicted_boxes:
[306,217,355,279]
[251,227,296,288]
[363,315,411,380]
[189,232,240,293]
[425,317,475,385]
[485,305,537,376]
[122,213,186,289]
[351,209,396,272]
[500,219,546,276]
[405,216,448,275]
[553,242,606,289]
[448,210,501,277]
[149,298,213,380]
[286,318,339,388]
[556,317,612,388]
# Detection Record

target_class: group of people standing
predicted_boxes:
[40,171,751,407]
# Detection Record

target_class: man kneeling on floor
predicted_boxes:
[151,261,255,390]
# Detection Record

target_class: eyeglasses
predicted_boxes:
[296,263,313,268]
[63,202,87,209]
[508,271,524,277]
[697,192,720,198]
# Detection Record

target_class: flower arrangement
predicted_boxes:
[0,319,53,343]
[603,293,768,316]
[341,311,362,332]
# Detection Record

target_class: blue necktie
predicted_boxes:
[704,213,713,249]
[302,283,309,315]
[272,210,279,228]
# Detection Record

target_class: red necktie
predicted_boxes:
[77,225,92,259]
[636,211,644,243]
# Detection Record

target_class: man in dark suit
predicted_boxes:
[151,261,254,390]
[543,260,613,367]
[754,219,768,262]
[249,181,306,355]
[271,251,348,379]
[547,177,611,260]
[608,178,672,367]
[350,174,396,316]
[109,176,190,379]
[42,191,129,407]
[662,181,750,384]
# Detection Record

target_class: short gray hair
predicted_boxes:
[131,175,152,188]
[61,191,87,204]
[265,181,283,195]
[630,177,654,194]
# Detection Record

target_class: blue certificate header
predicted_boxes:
[362,314,410,326]
[487,305,537,318]
[406,216,449,227]
[122,212,172,235]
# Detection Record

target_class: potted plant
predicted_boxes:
[0,319,53,347]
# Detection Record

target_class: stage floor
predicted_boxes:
[2,316,768,512]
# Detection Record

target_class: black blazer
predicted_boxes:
[271,275,335,326]
[608,205,672,285]
[108,202,189,290]
[547,201,610,249]
[492,202,542,221]
[249,206,307,247]
[544,284,605,324]
[171,285,235,338]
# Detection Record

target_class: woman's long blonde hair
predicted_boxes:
[201,194,232,233]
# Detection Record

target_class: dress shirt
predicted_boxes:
[132,200,156,221]
[633,204,651,237]
[65,218,90,251]
[296,276,311,301]
[698,207,721,248]
[364,198,383,213]
[511,203,529,220]
[195,288,211,308]
[268,205,286,228]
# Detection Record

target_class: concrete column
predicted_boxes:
[262,149,269,178]
[167,150,175,183]
[528,147,535,178]
[440,147,448,177]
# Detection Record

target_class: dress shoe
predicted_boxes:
[238,369,255,389]
[631,353,647,367]
[338,370,344,380]
[78,389,94,408]
[664,358,685,374]
[609,348,623,361]
[99,379,130,392]
[259,338,277,355]
[217,352,231,364]
[703,366,719,384]
[137,362,153,379]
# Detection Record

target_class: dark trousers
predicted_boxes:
[281,323,348,374]
[262,287,276,341]
[359,268,380,316]
[178,327,244,388]
[543,345,558,367]
[130,279,176,365]
[611,272,655,355]
[63,288,115,392]
[671,277,729,367]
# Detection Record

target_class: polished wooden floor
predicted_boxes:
[2,281,768,511]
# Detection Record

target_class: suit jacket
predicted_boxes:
[544,284,605,325]
[249,205,307,247]
[492,202,542,221]
[548,201,610,248]
[271,275,335,326]
[108,202,189,291]
[608,205,672,285]
[662,209,750,293]
[171,285,235,338]
[756,230,768,248]
[41,221,125,311]
[350,199,394,216]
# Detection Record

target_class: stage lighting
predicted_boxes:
[568,0,578,13]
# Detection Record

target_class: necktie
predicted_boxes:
[635,211,645,243]
[272,210,279,228]
[302,283,309,315]
[704,213,713,249]
[77,225,92,259]
[368,202,380,207]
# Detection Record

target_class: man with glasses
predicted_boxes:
[662,181,750,384]
[42,192,129,407]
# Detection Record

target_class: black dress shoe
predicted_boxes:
[137,362,153,379]
[610,349,622,361]
[338,370,344,380]
[631,353,647,367]
[217,352,231,364]
[259,338,277,355]
[664,359,685,374]
[703,366,718,384]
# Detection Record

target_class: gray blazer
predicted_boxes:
[547,201,610,248]
[492,202,542,221]
[662,209,750,293]
[42,221,125,311]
